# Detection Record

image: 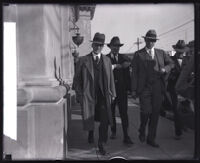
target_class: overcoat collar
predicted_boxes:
[83,53,94,79]
[83,52,109,80]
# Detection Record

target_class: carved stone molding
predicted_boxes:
[72,5,96,22]
[17,85,66,107]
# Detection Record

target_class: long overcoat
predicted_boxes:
[73,53,116,131]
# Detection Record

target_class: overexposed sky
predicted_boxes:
[91,4,194,54]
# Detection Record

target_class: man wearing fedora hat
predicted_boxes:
[73,32,116,155]
[167,40,190,140]
[131,29,174,147]
[106,36,133,145]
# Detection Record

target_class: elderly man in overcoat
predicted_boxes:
[131,29,174,147]
[167,40,190,140]
[73,32,116,155]
[106,36,133,145]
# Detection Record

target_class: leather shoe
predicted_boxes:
[98,142,107,155]
[110,133,116,139]
[139,134,145,143]
[146,140,159,148]
[123,137,134,145]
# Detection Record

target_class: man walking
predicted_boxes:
[167,40,190,140]
[131,29,174,147]
[106,36,133,145]
[73,32,116,155]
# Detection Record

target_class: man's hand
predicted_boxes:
[161,68,166,74]
[121,61,131,68]
[178,95,185,101]
[114,64,122,69]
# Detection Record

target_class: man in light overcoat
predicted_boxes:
[73,32,116,155]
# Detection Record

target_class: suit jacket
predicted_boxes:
[73,53,116,130]
[106,53,131,94]
[167,54,190,91]
[131,47,174,95]
[175,54,194,100]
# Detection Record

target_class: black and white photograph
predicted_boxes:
[2,2,200,160]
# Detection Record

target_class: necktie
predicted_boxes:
[95,56,99,64]
[149,50,153,59]
[113,55,117,64]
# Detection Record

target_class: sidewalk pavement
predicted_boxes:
[67,97,195,160]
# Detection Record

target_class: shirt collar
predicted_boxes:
[92,52,101,59]
[111,53,118,59]
[145,46,154,53]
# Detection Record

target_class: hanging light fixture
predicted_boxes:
[70,20,84,47]
[72,33,84,47]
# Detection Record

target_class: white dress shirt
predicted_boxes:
[145,47,155,59]
[92,52,101,61]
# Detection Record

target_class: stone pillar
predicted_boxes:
[60,5,74,84]
[17,4,61,86]
[15,4,68,159]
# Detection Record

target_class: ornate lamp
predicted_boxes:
[70,20,84,47]
[72,33,84,47]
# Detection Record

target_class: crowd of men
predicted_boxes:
[72,29,194,155]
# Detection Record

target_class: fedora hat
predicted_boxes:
[107,36,124,47]
[172,40,189,53]
[187,40,194,48]
[142,29,159,41]
[90,32,105,45]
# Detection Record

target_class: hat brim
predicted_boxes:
[172,45,190,53]
[107,43,124,48]
[90,40,105,45]
[142,36,159,40]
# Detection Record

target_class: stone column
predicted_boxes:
[17,4,61,86]
[15,4,68,159]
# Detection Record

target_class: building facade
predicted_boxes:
[3,4,95,159]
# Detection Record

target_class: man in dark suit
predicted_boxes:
[175,40,194,101]
[73,32,116,155]
[131,29,174,147]
[167,40,190,140]
[106,36,133,145]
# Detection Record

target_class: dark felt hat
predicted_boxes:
[172,40,190,53]
[107,36,124,47]
[90,32,105,45]
[142,29,159,41]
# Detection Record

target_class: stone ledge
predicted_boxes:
[17,85,66,107]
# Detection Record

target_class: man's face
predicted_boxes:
[110,45,120,55]
[92,43,104,54]
[145,38,156,49]
[176,52,184,59]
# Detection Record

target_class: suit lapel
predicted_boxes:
[139,48,149,69]
[102,55,109,84]
[154,49,162,70]
[84,53,94,80]
[118,54,122,63]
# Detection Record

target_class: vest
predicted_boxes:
[93,56,105,104]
